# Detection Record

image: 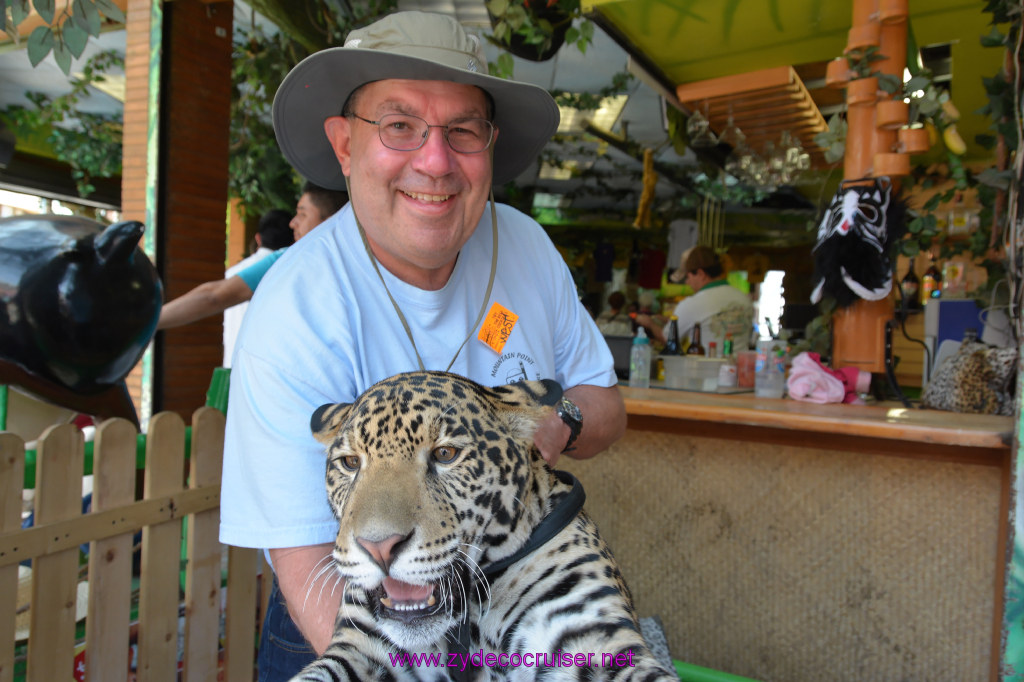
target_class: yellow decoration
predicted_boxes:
[942,124,967,155]
[941,99,961,122]
[633,148,658,228]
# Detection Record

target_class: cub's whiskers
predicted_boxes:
[302,554,339,612]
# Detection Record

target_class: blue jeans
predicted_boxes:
[258,578,317,682]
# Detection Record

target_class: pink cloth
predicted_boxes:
[786,352,868,404]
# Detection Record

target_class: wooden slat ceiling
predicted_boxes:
[675,65,829,166]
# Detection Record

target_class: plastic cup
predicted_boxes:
[754,340,787,398]
[736,351,757,388]
[755,367,786,398]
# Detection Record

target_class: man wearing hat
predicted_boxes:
[637,245,755,352]
[218,11,626,678]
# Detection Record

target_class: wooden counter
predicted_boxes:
[620,386,1013,463]
[559,387,1014,682]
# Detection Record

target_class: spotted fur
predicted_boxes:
[291,371,676,681]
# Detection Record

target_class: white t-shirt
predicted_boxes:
[219,202,616,549]
[223,247,274,368]
[666,280,754,353]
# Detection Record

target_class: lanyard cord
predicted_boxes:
[352,187,499,372]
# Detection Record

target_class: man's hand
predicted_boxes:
[268,544,342,655]
[533,384,625,466]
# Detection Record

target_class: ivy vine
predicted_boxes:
[1,49,123,197]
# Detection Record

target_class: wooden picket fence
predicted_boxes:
[0,407,265,682]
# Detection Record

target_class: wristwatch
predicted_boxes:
[556,396,583,453]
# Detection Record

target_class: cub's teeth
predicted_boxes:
[380,596,436,611]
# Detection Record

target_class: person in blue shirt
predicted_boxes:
[156,183,346,333]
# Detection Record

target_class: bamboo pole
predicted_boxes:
[831,0,907,374]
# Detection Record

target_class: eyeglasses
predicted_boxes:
[348,113,495,154]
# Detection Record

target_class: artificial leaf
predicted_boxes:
[94,0,125,23]
[579,19,593,42]
[916,97,940,116]
[878,73,901,94]
[767,0,782,32]
[26,26,54,66]
[11,0,30,25]
[494,52,514,80]
[80,0,101,36]
[32,0,54,24]
[493,22,509,44]
[975,133,997,150]
[905,75,931,93]
[0,0,16,44]
[71,0,101,36]
[980,25,1006,47]
[901,240,920,257]
[53,36,72,74]
[976,167,1012,190]
[826,141,844,163]
[722,0,740,42]
[72,0,89,31]
[486,0,509,17]
[62,22,88,58]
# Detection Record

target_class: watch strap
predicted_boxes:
[557,396,582,453]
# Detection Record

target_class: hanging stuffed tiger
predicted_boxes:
[291,371,676,681]
[810,176,906,308]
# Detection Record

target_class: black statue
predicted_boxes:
[0,215,162,425]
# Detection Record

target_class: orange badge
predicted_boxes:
[478,302,518,354]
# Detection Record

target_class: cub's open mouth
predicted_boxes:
[376,577,439,622]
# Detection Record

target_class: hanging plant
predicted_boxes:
[2,0,126,75]
[485,0,592,71]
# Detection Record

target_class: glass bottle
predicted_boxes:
[662,316,681,355]
[718,333,738,388]
[922,258,942,300]
[686,323,706,356]
[901,257,921,311]
[629,328,652,388]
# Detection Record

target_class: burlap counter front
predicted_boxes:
[558,393,1009,682]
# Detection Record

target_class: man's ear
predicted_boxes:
[324,116,353,176]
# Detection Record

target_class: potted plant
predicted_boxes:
[486,0,593,63]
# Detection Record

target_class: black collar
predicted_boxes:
[483,470,586,579]
[449,470,586,674]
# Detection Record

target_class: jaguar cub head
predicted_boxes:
[310,370,562,649]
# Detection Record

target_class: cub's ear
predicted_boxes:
[487,379,563,441]
[492,378,563,408]
[310,402,353,445]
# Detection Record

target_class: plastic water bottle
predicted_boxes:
[629,328,652,388]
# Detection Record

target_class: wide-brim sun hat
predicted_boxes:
[272,11,561,188]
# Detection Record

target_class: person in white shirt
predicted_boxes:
[156,183,347,359]
[636,245,754,352]
[221,209,292,366]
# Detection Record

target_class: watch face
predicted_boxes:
[560,397,582,422]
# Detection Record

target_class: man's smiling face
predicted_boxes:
[324,79,496,290]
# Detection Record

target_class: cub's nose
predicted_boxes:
[356,532,413,572]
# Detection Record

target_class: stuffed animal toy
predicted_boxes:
[810,176,906,308]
